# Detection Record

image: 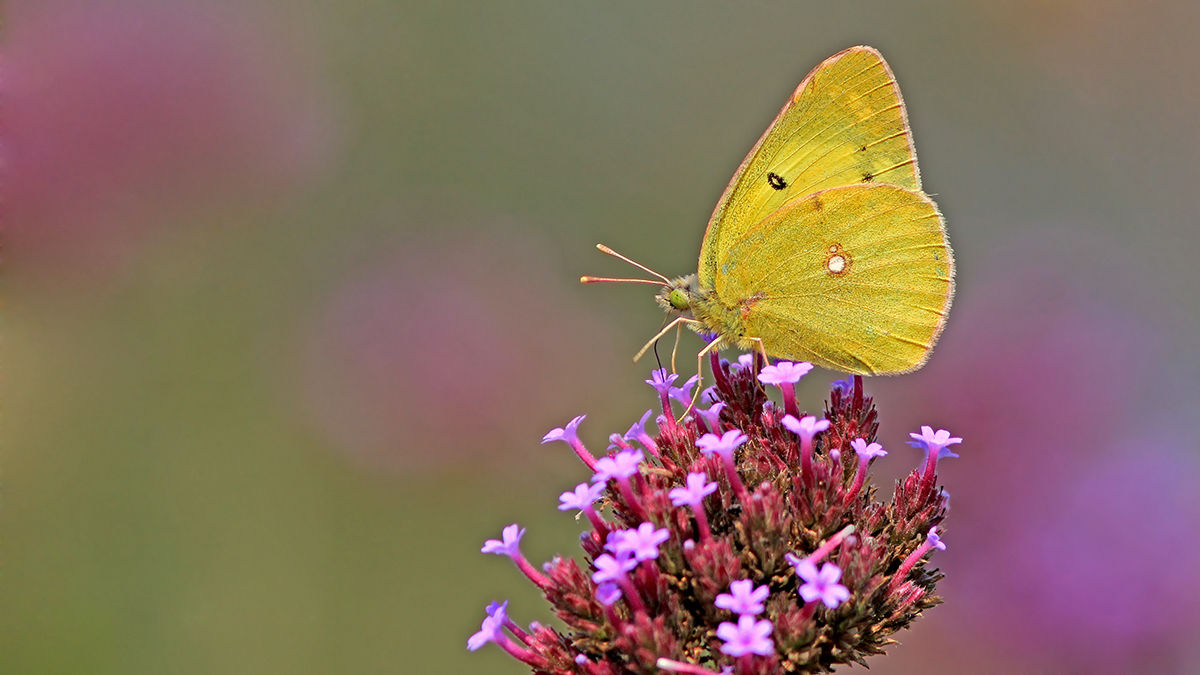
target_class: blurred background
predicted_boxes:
[6,1,1200,673]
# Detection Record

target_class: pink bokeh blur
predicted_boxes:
[6,0,335,280]
[297,228,619,474]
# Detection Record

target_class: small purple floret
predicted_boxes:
[592,553,638,584]
[481,524,525,557]
[558,482,605,511]
[715,579,770,616]
[592,448,644,483]
[646,369,680,396]
[716,615,775,657]
[757,361,813,385]
[794,560,851,609]
[851,438,887,461]
[595,582,622,606]
[908,425,963,458]
[669,472,718,507]
[696,429,749,461]
[782,414,830,441]
[541,414,586,446]
[615,522,670,561]
[927,526,946,551]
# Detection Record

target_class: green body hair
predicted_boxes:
[654,275,751,351]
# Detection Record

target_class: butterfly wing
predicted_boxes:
[698,46,922,289]
[715,184,953,374]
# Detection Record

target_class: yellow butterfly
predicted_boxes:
[584,46,954,377]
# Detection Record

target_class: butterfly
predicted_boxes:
[584,46,953,379]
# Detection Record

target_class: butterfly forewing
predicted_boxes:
[716,184,953,374]
[699,46,921,288]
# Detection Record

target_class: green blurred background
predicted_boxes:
[7,1,1200,673]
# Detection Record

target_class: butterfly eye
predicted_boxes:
[668,289,690,311]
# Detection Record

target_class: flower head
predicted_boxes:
[715,579,769,616]
[473,354,954,672]
[696,429,748,461]
[851,438,887,461]
[695,401,726,431]
[541,414,586,446]
[669,374,701,405]
[716,615,774,657]
[481,524,525,557]
[927,526,946,551]
[757,360,813,386]
[624,409,655,443]
[592,448,643,483]
[558,482,605,512]
[467,603,507,651]
[646,369,679,397]
[908,425,963,458]
[669,472,718,507]
[611,522,670,561]
[782,414,831,442]
[794,559,851,609]
[592,552,638,584]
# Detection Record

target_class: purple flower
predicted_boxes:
[592,448,644,483]
[624,409,655,443]
[782,414,830,442]
[612,522,670,561]
[595,582,622,606]
[481,524,525,557]
[467,603,507,651]
[558,482,605,512]
[541,414,586,446]
[757,361,813,385]
[851,438,887,461]
[715,579,769,616]
[646,369,679,397]
[696,429,749,462]
[592,552,638,584]
[541,414,597,470]
[669,472,718,507]
[669,374,701,405]
[926,526,946,551]
[908,425,963,458]
[695,401,726,432]
[794,560,851,609]
[700,385,720,405]
[731,354,756,371]
[716,615,775,657]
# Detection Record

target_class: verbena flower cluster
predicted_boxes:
[470,352,958,674]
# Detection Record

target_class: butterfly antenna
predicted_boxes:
[579,244,672,286]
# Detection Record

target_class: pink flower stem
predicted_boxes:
[890,540,935,592]
[691,504,712,542]
[781,382,799,418]
[614,477,648,521]
[511,553,552,591]
[569,439,598,471]
[616,575,646,614]
[494,632,548,669]
[808,525,856,564]
[582,505,610,540]
[843,461,869,505]
[720,453,749,501]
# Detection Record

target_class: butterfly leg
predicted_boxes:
[634,316,703,363]
[683,337,723,419]
[670,323,684,374]
[744,336,771,367]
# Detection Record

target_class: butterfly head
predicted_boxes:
[655,275,702,316]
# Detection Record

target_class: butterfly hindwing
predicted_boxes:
[714,184,953,374]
